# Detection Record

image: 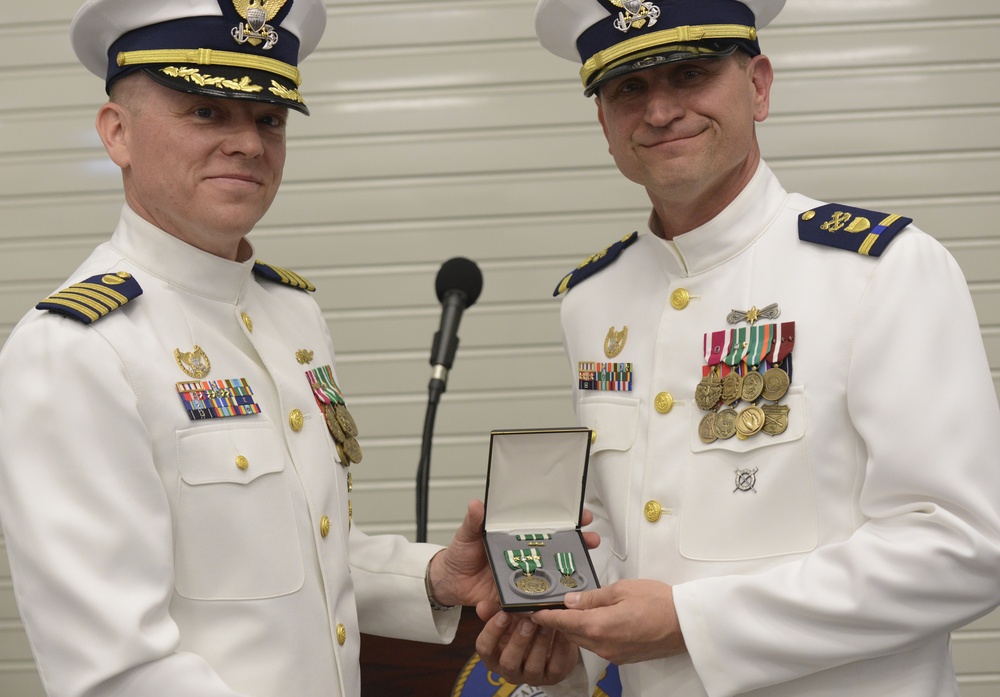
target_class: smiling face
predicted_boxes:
[595,52,773,237]
[97,74,289,260]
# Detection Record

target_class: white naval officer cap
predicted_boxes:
[536,0,785,96]
[70,0,327,114]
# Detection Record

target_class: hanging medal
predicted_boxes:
[697,330,727,443]
[762,321,794,402]
[696,330,727,411]
[506,549,549,594]
[555,551,578,588]
[740,323,772,403]
[719,327,746,406]
[760,321,795,435]
[711,327,748,440]
[735,324,774,439]
[306,365,363,465]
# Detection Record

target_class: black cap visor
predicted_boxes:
[141,63,309,115]
[585,42,740,97]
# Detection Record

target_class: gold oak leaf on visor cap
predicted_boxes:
[536,0,784,96]
[70,0,327,115]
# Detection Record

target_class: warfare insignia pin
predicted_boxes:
[727,303,780,326]
[604,326,628,358]
[296,349,315,365]
[231,0,287,50]
[175,345,212,379]
[611,0,660,33]
[734,468,758,493]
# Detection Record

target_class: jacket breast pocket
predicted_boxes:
[679,387,818,561]
[175,424,305,600]
[578,397,639,560]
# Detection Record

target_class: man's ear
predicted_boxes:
[595,96,612,152]
[95,101,131,169]
[749,54,774,123]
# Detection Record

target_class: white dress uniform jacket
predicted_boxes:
[555,162,1000,696]
[0,206,459,697]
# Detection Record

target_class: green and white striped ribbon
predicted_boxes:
[505,549,542,574]
[555,551,576,577]
[515,533,552,541]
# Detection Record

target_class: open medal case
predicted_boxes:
[483,427,600,611]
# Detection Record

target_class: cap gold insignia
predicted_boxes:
[604,326,628,358]
[612,0,661,33]
[296,349,315,365]
[232,0,288,49]
[175,345,212,379]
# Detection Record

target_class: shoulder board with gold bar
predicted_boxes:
[799,204,912,257]
[553,232,639,297]
[35,272,142,324]
[252,261,316,292]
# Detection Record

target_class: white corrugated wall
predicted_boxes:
[2,1,998,694]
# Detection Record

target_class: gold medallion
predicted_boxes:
[342,435,363,464]
[604,326,628,358]
[698,413,718,444]
[344,436,361,462]
[762,404,791,436]
[516,574,549,594]
[720,371,743,405]
[335,403,359,438]
[324,403,346,442]
[695,370,723,411]
[560,575,578,589]
[741,371,764,402]
[174,345,211,379]
[335,439,351,467]
[736,405,765,439]
[761,366,790,402]
[712,408,738,440]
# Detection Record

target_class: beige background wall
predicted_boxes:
[2,1,999,694]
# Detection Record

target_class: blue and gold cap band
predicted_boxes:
[71,0,327,115]
[536,0,784,96]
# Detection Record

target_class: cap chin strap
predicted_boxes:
[581,23,757,87]
[117,48,301,85]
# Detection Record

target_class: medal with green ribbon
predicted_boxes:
[740,323,774,403]
[505,549,548,594]
[306,365,362,465]
[555,551,578,588]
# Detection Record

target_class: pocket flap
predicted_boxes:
[580,396,639,455]
[177,424,286,486]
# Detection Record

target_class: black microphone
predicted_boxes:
[428,257,483,405]
[416,257,482,542]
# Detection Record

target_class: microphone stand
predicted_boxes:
[416,371,447,543]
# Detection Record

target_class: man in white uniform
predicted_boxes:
[0,1,499,696]
[476,1,1000,695]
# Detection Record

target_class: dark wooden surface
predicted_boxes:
[360,606,483,696]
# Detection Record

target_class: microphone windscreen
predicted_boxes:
[435,257,483,306]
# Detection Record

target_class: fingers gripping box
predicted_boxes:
[483,427,600,611]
